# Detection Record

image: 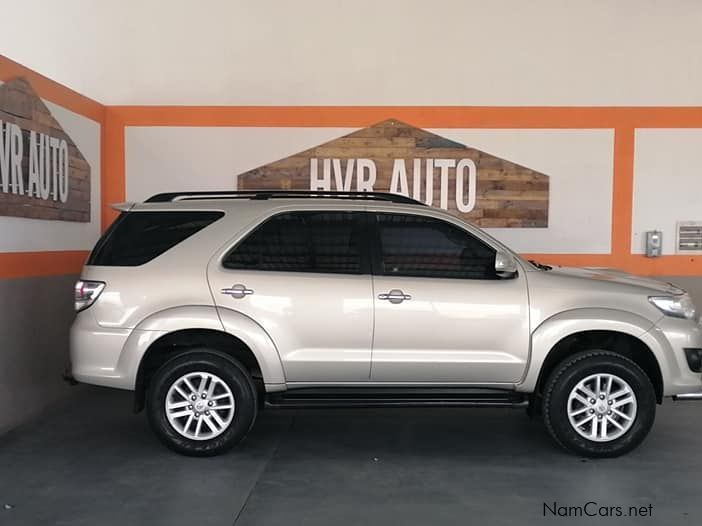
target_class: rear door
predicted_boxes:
[207,210,374,383]
[369,212,530,383]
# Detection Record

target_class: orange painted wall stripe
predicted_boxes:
[102,108,126,229]
[110,105,702,129]
[0,55,103,123]
[611,127,635,262]
[0,251,89,279]
[624,255,700,276]
[521,254,615,268]
[524,254,700,277]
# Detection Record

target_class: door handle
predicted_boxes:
[378,289,412,304]
[221,284,254,299]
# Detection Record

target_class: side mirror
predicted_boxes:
[495,251,518,278]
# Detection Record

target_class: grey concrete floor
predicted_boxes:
[0,387,699,525]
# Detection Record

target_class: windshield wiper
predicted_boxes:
[528,259,553,271]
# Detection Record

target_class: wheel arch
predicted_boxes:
[135,328,263,412]
[534,330,663,403]
[518,309,666,403]
[122,305,285,412]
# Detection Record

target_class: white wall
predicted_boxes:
[125,127,357,200]
[632,129,702,255]
[3,0,702,105]
[126,126,613,254]
[432,129,613,253]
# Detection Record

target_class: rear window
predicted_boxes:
[88,211,224,266]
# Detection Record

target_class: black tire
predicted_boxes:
[146,350,258,456]
[542,350,656,458]
[526,395,542,420]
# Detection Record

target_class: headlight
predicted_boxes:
[648,294,697,320]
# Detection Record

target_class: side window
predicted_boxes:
[376,213,498,280]
[88,211,224,266]
[223,211,364,274]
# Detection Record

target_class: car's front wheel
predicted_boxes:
[146,351,258,456]
[542,350,656,457]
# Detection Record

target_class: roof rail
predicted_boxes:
[144,190,426,206]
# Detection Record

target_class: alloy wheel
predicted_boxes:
[567,373,637,442]
[165,371,236,440]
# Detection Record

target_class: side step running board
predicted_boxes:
[265,387,527,409]
[673,393,702,401]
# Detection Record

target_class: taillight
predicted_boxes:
[74,280,105,312]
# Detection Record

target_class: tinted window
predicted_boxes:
[224,212,364,274]
[376,213,497,279]
[88,211,223,266]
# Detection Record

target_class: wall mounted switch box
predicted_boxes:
[645,230,662,257]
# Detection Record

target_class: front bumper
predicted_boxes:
[647,316,702,397]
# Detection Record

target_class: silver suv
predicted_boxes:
[70,191,702,457]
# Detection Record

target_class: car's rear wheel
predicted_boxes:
[146,351,257,456]
[542,350,656,457]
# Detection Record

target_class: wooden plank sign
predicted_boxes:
[236,119,549,228]
[0,77,91,222]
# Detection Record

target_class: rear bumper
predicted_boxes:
[70,310,134,390]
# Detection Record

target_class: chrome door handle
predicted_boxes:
[221,284,254,299]
[378,289,412,304]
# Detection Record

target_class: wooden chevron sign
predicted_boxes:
[0,77,91,222]
[236,120,549,228]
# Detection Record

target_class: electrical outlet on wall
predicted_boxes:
[645,230,662,257]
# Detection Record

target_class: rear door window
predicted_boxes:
[223,211,366,274]
[88,211,223,266]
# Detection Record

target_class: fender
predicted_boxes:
[114,305,286,390]
[516,308,671,393]
[217,306,287,389]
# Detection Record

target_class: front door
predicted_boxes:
[369,212,530,384]
[207,210,373,383]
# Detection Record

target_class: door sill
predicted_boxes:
[265,386,527,409]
